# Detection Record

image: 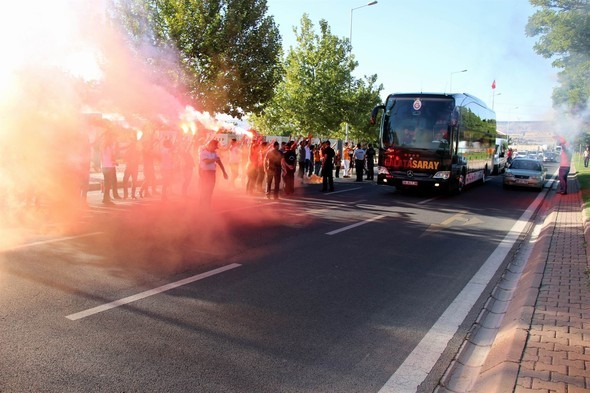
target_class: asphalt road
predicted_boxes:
[0,164,557,393]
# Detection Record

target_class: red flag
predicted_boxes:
[491,80,496,90]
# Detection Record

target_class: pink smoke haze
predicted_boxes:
[0,1,289,264]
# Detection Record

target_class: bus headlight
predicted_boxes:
[433,171,450,180]
[378,166,390,175]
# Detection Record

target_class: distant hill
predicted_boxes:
[497,121,556,148]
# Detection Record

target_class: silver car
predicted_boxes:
[503,158,547,190]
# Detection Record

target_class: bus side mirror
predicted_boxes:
[370,105,385,125]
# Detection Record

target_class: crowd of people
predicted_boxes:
[94,132,379,207]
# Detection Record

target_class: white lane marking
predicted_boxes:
[217,202,279,213]
[5,232,104,251]
[325,214,387,235]
[417,196,440,205]
[66,263,242,321]
[379,189,547,393]
[325,187,362,195]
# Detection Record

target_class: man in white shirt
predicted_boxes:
[199,139,228,208]
[353,143,366,182]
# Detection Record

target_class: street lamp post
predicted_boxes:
[345,0,378,142]
[449,69,467,93]
[507,106,519,140]
[350,1,378,52]
[492,92,501,110]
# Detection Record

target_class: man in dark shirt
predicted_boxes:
[321,140,335,192]
[365,143,376,180]
[282,141,297,195]
[265,141,283,199]
[557,136,571,195]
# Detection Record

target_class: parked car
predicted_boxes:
[503,158,547,190]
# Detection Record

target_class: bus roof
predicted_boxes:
[385,92,488,107]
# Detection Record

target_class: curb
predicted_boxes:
[436,196,555,393]
[471,205,554,392]
[438,168,589,393]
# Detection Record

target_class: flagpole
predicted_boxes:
[491,80,496,110]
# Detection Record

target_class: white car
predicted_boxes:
[503,158,547,190]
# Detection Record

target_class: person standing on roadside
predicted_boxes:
[353,143,366,182]
[159,139,175,201]
[139,136,156,198]
[265,141,283,200]
[342,142,351,178]
[246,139,260,194]
[584,145,589,168]
[365,143,376,180]
[321,140,335,192]
[282,141,297,196]
[122,139,140,199]
[313,144,322,176]
[199,139,228,208]
[557,136,571,195]
[304,140,312,177]
[100,130,119,204]
[228,138,242,188]
[298,140,307,179]
[334,150,341,178]
[256,141,269,193]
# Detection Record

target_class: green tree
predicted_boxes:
[253,14,382,141]
[113,0,283,118]
[347,74,383,144]
[526,0,590,115]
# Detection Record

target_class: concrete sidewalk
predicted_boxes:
[438,172,590,392]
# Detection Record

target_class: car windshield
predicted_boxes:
[511,160,542,171]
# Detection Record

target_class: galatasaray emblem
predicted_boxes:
[413,98,422,111]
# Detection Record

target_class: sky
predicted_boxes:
[265,0,558,123]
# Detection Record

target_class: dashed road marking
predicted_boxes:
[66,263,242,321]
[325,214,387,235]
[5,232,104,251]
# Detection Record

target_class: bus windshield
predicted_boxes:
[381,97,455,149]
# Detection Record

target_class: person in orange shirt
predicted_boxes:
[342,142,351,178]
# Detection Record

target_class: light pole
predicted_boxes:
[507,106,519,137]
[449,69,467,93]
[492,92,501,110]
[350,1,378,51]
[345,0,378,142]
